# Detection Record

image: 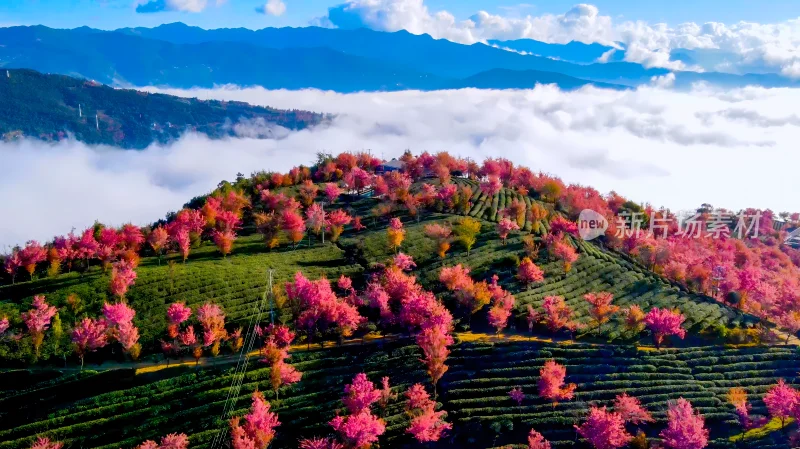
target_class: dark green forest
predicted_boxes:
[0,69,323,149]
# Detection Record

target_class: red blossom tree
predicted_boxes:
[230,391,280,449]
[387,218,405,253]
[404,383,453,442]
[197,302,227,356]
[327,210,352,243]
[424,223,453,258]
[576,406,632,449]
[148,227,169,265]
[325,183,342,204]
[109,260,137,299]
[19,240,47,280]
[282,209,306,249]
[644,307,686,349]
[527,429,551,449]
[552,240,579,272]
[584,292,619,333]
[29,438,63,449]
[538,360,576,406]
[613,393,653,425]
[541,296,580,334]
[509,387,525,405]
[659,398,709,449]
[71,317,108,369]
[763,379,799,429]
[22,295,57,357]
[497,218,520,245]
[518,257,544,288]
[330,373,386,449]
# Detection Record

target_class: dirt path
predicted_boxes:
[2,329,796,375]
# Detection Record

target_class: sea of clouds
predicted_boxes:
[1,82,798,249]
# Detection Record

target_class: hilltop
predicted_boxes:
[0,69,323,149]
[0,152,799,449]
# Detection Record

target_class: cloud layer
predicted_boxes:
[315,0,800,76]
[2,83,799,248]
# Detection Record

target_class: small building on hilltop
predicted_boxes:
[376,158,405,174]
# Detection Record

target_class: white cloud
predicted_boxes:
[2,84,799,248]
[135,0,210,13]
[596,48,616,63]
[315,0,800,75]
[650,72,676,88]
[257,0,286,16]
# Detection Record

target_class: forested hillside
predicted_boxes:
[0,69,323,149]
[1,151,799,449]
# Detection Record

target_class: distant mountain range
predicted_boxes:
[0,69,322,149]
[1,23,797,93]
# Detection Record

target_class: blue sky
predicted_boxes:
[1,0,798,30]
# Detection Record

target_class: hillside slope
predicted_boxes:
[0,69,323,149]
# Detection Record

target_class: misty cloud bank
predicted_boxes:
[2,83,799,248]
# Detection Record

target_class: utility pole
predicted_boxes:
[267,269,275,325]
[95,114,99,131]
[78,104,82,118]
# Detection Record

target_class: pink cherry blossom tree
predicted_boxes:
[22,295,57,357]
[613,393,653,425]
[763,379,799,429]
[405,383,452,442]
[327,210,352,243]
[497,218,520,245]
[527,429,551,449]
[71,317,108,369]
[197,302,227,356]
[19,241,47,280]
[330,373,386,449]
[509,387,525,405]
[644,307,686,349]
[659,398,709,449]
[538,360,576,407]
[230,391,280,449]
[28,437,63,449]
[325,183,342,204]
[576,406,632,449]
[518,257,544,288]
[109,260,137,299]
[148,227,169,265]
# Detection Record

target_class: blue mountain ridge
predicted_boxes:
[0,23,796,92]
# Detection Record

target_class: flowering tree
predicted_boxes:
[19,241,47,280]
[197,302,227,356]
[644,307,686,349]
[102,301,140,358]
[148,227,169,265]
[71,317,108,369]
[480,175,502,197]
[230,391,280,449]
[487,278,515,333]
[387,218,405,253]
[575,406,632,449]
[109,260,137,299]
[509,387,525,405]
[622,305,646,335]
[405,383,452,442]
[377,376,397,416]
[166,302,192,338]
[353,216,366,232]
[584,292,619,333]
[286,272,363,343]
[96,229,120,271]
[659,398,709,449]
[306,203,328,244]
[4,251,22,284]
[327,210,352,243]
[763,379,799,429]
[393,253,416,271]
[0,317,9,335]
[518,257,544,288]
[527,429,551,449]
[424,223,453,258]
[613,393,653,425]
[325,183,342,204]
[262,327,302,400]
[343,167,372,196]
[417,322,453,398]
[28,438,63,449]
[552,240,579,272]
[439,264,473,291]
[538,360,576,407]
[298,438,343,449]
[497,218,520,245]
[22,295,57,357]
[726,387,765,435]
[254,212,282,250]
[213,210,242,257]
[330,373,386,449]
[541,296,580,335]
[282,209,306,249]
[299,180,320,207]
